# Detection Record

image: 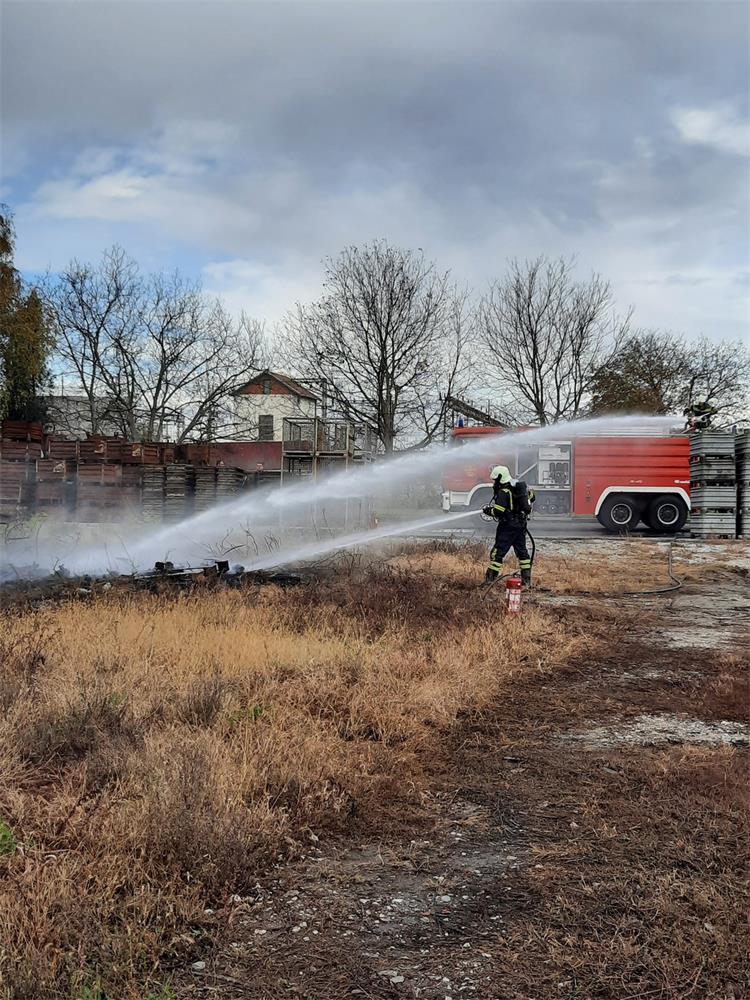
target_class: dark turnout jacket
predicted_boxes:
[491,480,533,524]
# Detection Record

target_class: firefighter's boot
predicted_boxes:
[481,567,499,588]
[520,568,532,588]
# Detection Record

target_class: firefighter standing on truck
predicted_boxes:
[684,400,719,430]
[483,465,535,587]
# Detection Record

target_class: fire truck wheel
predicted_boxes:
[597,495,641,533]
[644,494,688,533]
[469,488,494,511]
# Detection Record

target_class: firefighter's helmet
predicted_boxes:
[490,465,512,483]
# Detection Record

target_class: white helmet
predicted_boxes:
[490,465,512,483]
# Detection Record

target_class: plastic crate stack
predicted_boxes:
[689,431,737,538]
[736,432,750,538]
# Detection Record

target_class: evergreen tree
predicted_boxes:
[0,207,53,421]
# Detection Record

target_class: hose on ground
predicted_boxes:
[542,540,683,599]
[580,540,683,598]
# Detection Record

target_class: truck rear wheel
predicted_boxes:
[597,495,641,533]
[644,495,688,533]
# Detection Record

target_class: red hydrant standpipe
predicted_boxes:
[505,576,523,614]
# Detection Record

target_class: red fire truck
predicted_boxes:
[441,426,691,533]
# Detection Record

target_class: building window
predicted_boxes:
[262,378,272,395]
[258,414,274,440]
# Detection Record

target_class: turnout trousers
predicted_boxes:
[488,521,531,576]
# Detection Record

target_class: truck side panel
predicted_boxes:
[572,437,690,516]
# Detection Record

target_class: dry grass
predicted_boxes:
[385,536,692,595]
[479,742,750,999]
[1,538,746,998]
[701,655,750,722]
[390,535,750,600]
[0,550,590,999]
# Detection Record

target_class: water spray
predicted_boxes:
[242,509,479,572]
[1,414,679,579]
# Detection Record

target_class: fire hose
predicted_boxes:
[561,541,683,599]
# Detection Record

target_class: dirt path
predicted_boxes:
[182,575,749,1000]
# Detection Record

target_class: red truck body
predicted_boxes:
[572,436,690,517]
[442,427,691,532]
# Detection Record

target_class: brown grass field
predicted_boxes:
[0,539,747,999]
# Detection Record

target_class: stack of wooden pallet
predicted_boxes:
[164,464,194,521]
[75,464,128,521]
[121,466,144,489]
[78,436,111,462]
[0,421,44,520]
[0,461,33,520]
[176,443,211,465]
[47,439,80,461]
[0,439,44,461]
[216,466,245,504]
[35,459,73,513]
[0,420,250,524]
[141,467,166,521]
[193,467,217,513]
[124,442,161,465]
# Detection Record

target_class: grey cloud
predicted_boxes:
[1,1,748,340]
[5,2,745,164]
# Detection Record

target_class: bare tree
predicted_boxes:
[281,241,473,452]
[44,248,264,442]
[43,247,138,434]
[479,257,631,425]
[682,337,750,421]
[590,330,750,422]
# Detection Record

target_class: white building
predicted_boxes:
[43,395,123,440]
[232,371,320,441]
[42,394,185,441]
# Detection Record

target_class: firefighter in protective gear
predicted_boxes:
[684,400,719,430]
[482,465,536,587]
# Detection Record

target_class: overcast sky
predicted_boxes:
[2,0,748,341]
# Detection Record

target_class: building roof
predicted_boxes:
[235,370,319,400]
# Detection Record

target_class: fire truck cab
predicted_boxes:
[441,427,691,533]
